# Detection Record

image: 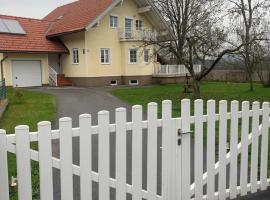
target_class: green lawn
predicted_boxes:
[112,82,270,173]
[112,82,270,117]
[0,88,56,200]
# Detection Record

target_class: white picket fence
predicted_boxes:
[0,99,270,200]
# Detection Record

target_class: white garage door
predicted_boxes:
[12,60,42,87]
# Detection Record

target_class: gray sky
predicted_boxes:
[0,0,77,19]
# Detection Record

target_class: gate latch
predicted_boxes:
[177,129,192,146]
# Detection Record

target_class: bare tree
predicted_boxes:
[228,0,270,91]
[144,0,245,98]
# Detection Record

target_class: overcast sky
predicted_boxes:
[0,0,77,19]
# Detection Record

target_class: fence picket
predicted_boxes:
[181,99,191,200]
[0,130,9,200]
[132,105,143,200]
[218,100,227,200]
[79,114,92,200]
[229,101,239,199]
[15,125,32,200]
[98,111,110,200]
[260,102,270,190]
[206,100,216,200]
[59,117,73,200]
[38,122,53,200]
[250,102,260,193]
[162,100,173,199]
[194,100,203,200]
[116,108,127,200]
[240,101,250,196]
[147,102,158,200]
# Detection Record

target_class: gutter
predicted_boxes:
[0,55,8,82]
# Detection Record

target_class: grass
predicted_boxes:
[112,82,270,117]
[112,81,270,174]
[0,88,56,200]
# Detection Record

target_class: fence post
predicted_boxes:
[194,100,203,200]
[229,101,239,199]
[181,99,191,200]
[0,129,9,200]
[218,100,227,200]
[240,101,250,196]
[79,114,92,200]
[147,102,158,200]
[98,111,110,200]
[116,108,127,200]
[260,102,270,190]
[59,117,73,200]
[15,125,32,200]
[162,100,173,199]
[132,105,143,200]
[250,102,260,193]
[206,100,216,200]
[38,121,53,200]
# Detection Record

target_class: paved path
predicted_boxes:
[28,87,270,200]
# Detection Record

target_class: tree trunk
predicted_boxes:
[247,72,254,91]
[193,79,201,99]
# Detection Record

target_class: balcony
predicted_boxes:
[153,64,202,77]
[118,28,157,41]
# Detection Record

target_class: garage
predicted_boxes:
[12,60,42,87]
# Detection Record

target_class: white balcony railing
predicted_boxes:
[118,28,157,41]
[153,64,202,77]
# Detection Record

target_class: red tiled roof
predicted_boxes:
[44,0,114,37]
[0,15,68,53]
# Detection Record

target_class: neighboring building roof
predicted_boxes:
[44,0,115,37]
[0,15,68,53]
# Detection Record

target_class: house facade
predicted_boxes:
[0,0,175,87]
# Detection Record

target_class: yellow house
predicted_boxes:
[0,0,169,87]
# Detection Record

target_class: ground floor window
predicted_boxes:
[72,48,79,64]
[101,48,110,64]
[144,49,150,63]
[129,49,137,64]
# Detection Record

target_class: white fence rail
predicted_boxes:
[153,64,202,76]
[0,100,270,200]
[48,66,58,87]
[118,28,157,41]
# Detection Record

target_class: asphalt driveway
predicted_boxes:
[28,86,270,200]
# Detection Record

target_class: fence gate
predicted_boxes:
[0,99,270,200]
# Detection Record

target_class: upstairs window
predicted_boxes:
[72,48,79,64]
[136,20,143,30]
[101,48,110,64]
[110,16,118,28]
[129,49,137,64]
[144,49,150,63]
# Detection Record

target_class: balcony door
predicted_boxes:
[125,18,133,39]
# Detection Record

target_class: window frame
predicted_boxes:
[144,49,150,63]
[129,79,139,86]
[110,80,118,86]
[128,49,137,64]
[100,48,111,65]
[135,20,143,31]
[109,15,118,28]
[72,48,79,64]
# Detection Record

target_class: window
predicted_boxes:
[110,16,118,28]
[72,48,79,64]
[144,49,150,63]
[101,48,110,64]
[136,20,143,30]
[129,49,137,64]
[110,80,118,86]
[129,80,139,85]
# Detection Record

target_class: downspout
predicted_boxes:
[0,55,8,82]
